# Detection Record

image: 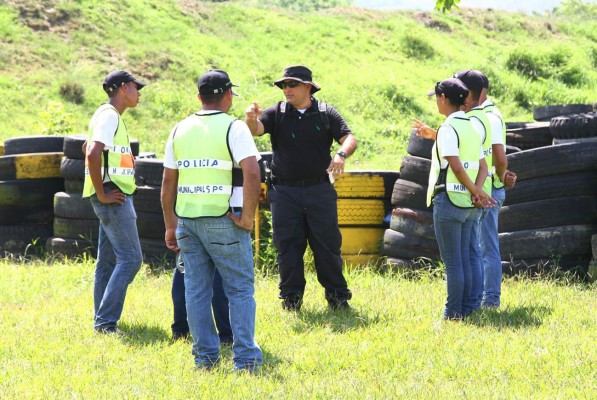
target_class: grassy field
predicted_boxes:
[1,0,596,169]
[0,258,595,399]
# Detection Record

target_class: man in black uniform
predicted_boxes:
[245,65,357,311]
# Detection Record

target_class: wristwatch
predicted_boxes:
[336,150,347,159]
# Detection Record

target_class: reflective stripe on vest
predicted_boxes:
[467,106,492,195]
[427,117,480,208]
[173,112,236,218]
[484,102,507,189]
[82,104,136,198]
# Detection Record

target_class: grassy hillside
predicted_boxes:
[0,0,595,169]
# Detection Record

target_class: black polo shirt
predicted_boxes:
[258,97,352,181]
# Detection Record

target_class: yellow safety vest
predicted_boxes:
[484,102,507,189]
[427,116,481,208]
[467,106,492,195]
[173,112,236,218]
[83,104,136,198]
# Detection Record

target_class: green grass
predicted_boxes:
[0,1,596,170]
[1,258,595,399]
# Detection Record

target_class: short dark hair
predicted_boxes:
[199,91,227,106]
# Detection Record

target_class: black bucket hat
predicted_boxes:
[273,65,320,93]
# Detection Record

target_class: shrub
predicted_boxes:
[401,33,435,60]
[59,82,85,104]
[506,49,544,80]
[38,101,75,135]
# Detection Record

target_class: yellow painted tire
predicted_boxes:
[334,170,399,199]
[0,143,4,156]
[340,227,384,254]
[337,199,388,226]
[0,152,62,180]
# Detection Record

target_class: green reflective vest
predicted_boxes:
[82,104,136,198]
[484,102,507,189]
[467,106,492,195]
[173,112,236,218]
[427,116,481,208]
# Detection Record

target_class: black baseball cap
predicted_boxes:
[428,78,469,103]
[453,69,486,94]
[103,70,146,95]
[274,65,321,93]
[198,69,239,96]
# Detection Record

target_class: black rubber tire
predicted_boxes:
[135,158,164,186]
[381,229,440,260]
[391,179,430,210]
[53,192,97,220]
[64,178,84,194]
[406,128,434,159]
[3,135,65,155]
[136,211,165,239]
[389,207,435,239]
[334,170,399,199]
[53,217,99,241]
[140,238,176,265]
[533,104,593,121]
[0,178,64,224]
[591,234,597,260]
[550,113,597,139]
[0,223,53,256]
[498,196,597,233]
[505,122,552,150]
[62,134,88,159]
[60,157,85,180]
[63,135,140,159]
[133,185,162,214]
[504,170,597,206]
[499,224,596,260]
[0,152,63,180]
[45,237,97,258]
[505,145,521,154]
[386,257,437,271]
[507,142,597,181]
[399,156,431,186]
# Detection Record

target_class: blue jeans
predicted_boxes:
[90,191,142,330]
[481,187,506,307]
[468,208,483,315]
[171,258,233,342]
[433,192,476,320]
[176,215,262,370]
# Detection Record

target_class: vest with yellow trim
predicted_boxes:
[173,112,241,218]
[427,116,481,208]
[82,104,136,198]
[483,102,507,189]
[466,106,492,195]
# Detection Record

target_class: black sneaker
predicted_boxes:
[327,299,352,311]
[172,331,190,341]
[281,296,303,312]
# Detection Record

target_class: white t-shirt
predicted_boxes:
[164,110,261,207]
[436,111,484,169]
[88,106,119,148]
[88,105,120,183]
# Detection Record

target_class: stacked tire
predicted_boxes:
[505,122,553,150]
[0,136,65,256]
[550,112,597,145]
[383,130,440,269]
[500,142,597,275]
[134,158,174,265]
[334,170,399,268]
[588,235,597,283]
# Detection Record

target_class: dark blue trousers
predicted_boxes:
[171,267,232,342]
[269,182,351,303]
